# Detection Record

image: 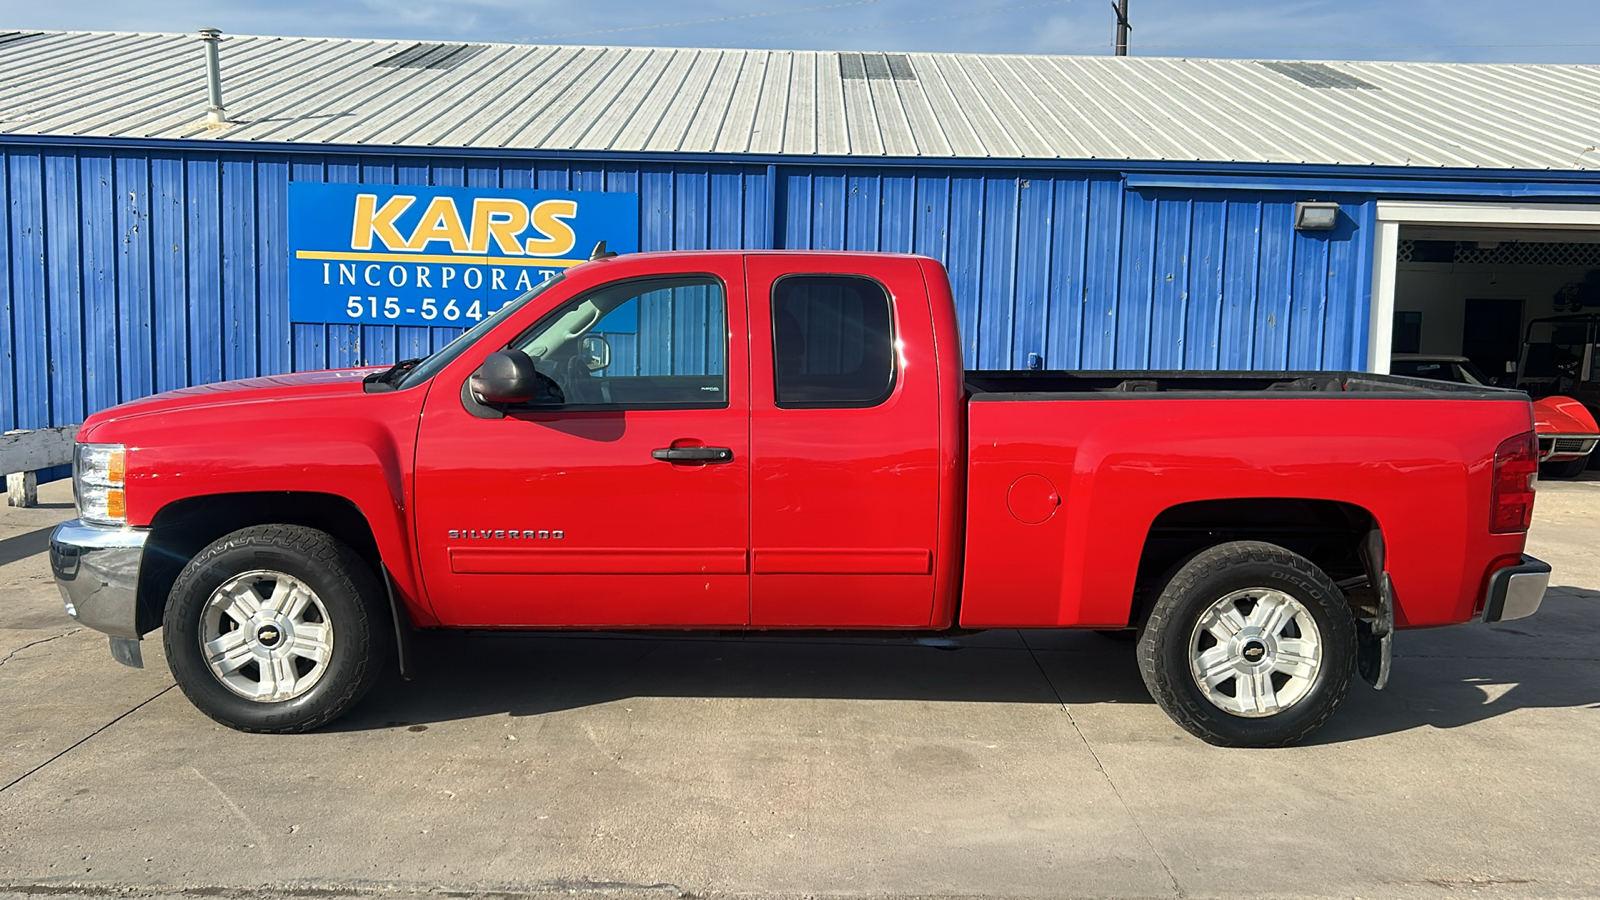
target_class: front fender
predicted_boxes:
[82,384,432,621]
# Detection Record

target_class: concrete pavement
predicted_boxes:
[2,477,1599,900]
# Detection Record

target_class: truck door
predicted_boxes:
[413,261,751,627]
[745,255,944,627]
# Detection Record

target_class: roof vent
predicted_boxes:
[839,52,915,82]
[198,28,229,127]
[1258,61,1378,90]
[0,31,45,49]
[374,43,487,71]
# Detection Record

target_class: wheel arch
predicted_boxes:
[1129,497,1385,630]
[135,492,388,636]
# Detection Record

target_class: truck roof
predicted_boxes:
[592,249,935,263]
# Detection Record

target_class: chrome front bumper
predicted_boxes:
[50,519,150,645]
[1482,554,1551,623]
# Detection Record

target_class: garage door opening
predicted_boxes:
[1390,228,1600,386]
[1371,202,1600,476]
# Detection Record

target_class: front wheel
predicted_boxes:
[1136,541,1356,747]
[163,525,390,733]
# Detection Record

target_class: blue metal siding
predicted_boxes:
[2,141,1386,434]
[1011,179,1051,370]
[946,175,985,365]
[81,152,118,415]
[1184,198,1227,369]
[1115,190,1157,368]
[1219,199,1261,369]
[0,152,14,430]
[185,157,222,387]
[1044,178,1089,373]
[1081,178,1124,369]
[256,159,291,376]
[1150,196,1192,368]
[14,153,49,426]
[45,153,84,426]
[115,156,155,400]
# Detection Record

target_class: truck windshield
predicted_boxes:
[395,274,566,389]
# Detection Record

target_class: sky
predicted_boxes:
[4,0,1600,63]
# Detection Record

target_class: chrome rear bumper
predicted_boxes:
[1482,555,1551,623]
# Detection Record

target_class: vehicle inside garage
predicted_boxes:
[1391,226,1600,472]
[1392,227,1600,384]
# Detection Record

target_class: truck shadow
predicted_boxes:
[340,629,1155,730]
[1308,585,1600,744]
[336,588,1600,744]
[0,524,58,567]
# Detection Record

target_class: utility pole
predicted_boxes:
[1112,0,1131,56]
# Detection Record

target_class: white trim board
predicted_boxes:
[0,425,78,474]
[1368,202,1600,373]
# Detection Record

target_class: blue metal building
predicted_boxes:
[5,31,1600,437]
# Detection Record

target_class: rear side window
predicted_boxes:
[771,275,896,408]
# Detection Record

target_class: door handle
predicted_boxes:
[651,446,735,464]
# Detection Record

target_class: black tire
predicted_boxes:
[163,525,390,733]
[1540,456,1589,479]
[1136,541,1356,748]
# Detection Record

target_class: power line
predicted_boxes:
[521,0,886,41]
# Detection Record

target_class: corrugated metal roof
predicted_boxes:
[3,29,1600,170]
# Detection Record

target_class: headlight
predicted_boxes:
[75,443,127,526]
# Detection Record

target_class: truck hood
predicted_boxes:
[81,368,383,435]
[1533,396,1600,437]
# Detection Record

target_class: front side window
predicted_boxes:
[771,275,896,408]
[510,276,727,408]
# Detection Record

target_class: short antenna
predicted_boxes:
[590,241,619,260]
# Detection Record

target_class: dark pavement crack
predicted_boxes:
[0,683,176,794]
[0,628,83,669]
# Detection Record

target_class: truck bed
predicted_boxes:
[957,370,1536,632]
[964,369,1524,399]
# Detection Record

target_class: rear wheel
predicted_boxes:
[163,525,389,733]
[1136,541,1355,747]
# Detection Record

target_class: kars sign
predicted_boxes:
[288,183,639,327]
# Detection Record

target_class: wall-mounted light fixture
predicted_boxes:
[1294,201,1340,231]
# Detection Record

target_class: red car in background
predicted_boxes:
[1392,354,1599,478]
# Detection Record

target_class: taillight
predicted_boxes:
[1490,432,1538,534]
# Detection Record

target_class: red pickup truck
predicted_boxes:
[50,250,1551,747]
